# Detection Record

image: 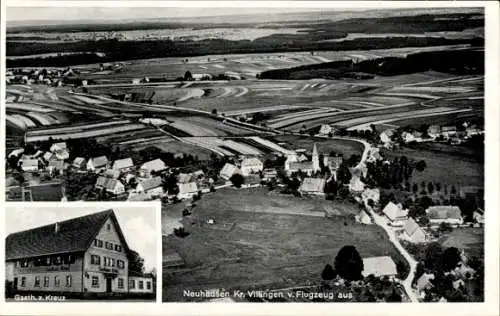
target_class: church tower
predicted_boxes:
[312,143,320,172]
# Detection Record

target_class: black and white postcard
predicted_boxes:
[1,1,499,315]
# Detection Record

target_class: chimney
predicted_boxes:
[54,222,60,234]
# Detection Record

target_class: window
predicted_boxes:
[129,280,135,289]
[44,276,49,287]
[66,275,71,287]
[107,224,111,231]
[34,276,40,287]
[139,281,144,290]
[54,256,62,265]
[54,276,60,287]
[46,257,51,266]
[63,255,76,264]
[21,277,26,287]
[118,278,124,289]
[111,258,115,267]
[114,245,122,252]
[147,281,151,290]
[91,276,99,288]
[21,260,29,268]
[117,260,124,269]
[91,255,101,265]
[94,239,99,247]
[15,261,20,268]
[105,242,113,250]
[98,240,103,247]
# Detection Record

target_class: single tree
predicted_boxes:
[415,160,427,172]
[321,264,336,281]
[230,173,245,188]
[184,71,193,81]
[441,247,462,272]
[334,245,364,281]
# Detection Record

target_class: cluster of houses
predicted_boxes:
[218,144,345,195]
[379,122,484,148]
[5,68,74,87]
[12,142,71,177]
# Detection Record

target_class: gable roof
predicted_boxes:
[21,158,38,167]
[220,163,240,179]
[6,209,130,260]
[73,157,86,165]
[178,182,198,194]
[382,202,408,221]
[289,161,314,171]
[138,176,163,191]
[50,142,67,152]
[113,158,134,170]
[140,158,166,172]
[299,178,326,193]
[426,206,462,220]
[96,176,123,191]
[241,157,263,167]
[416,273,435,292]
[89,156,108,168]
[404,217,420,236]
[362,256,397,277]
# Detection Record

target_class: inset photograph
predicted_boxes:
[5,203,160,302]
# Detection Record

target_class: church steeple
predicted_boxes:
[312,143,320,172]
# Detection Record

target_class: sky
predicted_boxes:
[6,7,337,22]
[5,204,159,271]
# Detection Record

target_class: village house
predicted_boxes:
[361,256,397,279]
[262,168,277,181]
[5,210,135,297]
[177,170,205,184]
[50,142,70,160]
[473,210,484,225]
[72,157,86,170]
[191,73,212,81]
[19,158,39,172]
[416,273,435,298]
[441,126,457,139]
[177,182,198,200]
[219,163,241,181]
[382,202,408,226]
[112,158,134,174]
[426,206,463,226]
[48,160,66,176]
[298,178,326,196]
[104,169,121,180]
[379,129,395,148]
[427,125,441,138]
[319,124,333,135]
[139,159,167,178]
[95,177,125,195]
[136,177,163,197]
[87,156,109,172]
[403,218,427,243]
[240,157,264,176]
[8,148,24,158]
[348,176,365,193]
[43,152,54,163]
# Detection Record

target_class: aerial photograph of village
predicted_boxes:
[5,5,485,303]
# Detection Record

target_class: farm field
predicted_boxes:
[24,119,153,143]
[163,188,408,301]
[382,147,483,189]
[133,138,214,160]
[439,228,484,259]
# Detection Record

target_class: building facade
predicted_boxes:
[5,210,151,298]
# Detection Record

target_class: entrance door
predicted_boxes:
[106,277,112,293]
[13,277,18,290]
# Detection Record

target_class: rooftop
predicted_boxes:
[6,209,129,260]
[362,256,397,277]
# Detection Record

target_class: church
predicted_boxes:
[284,143,321,176]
